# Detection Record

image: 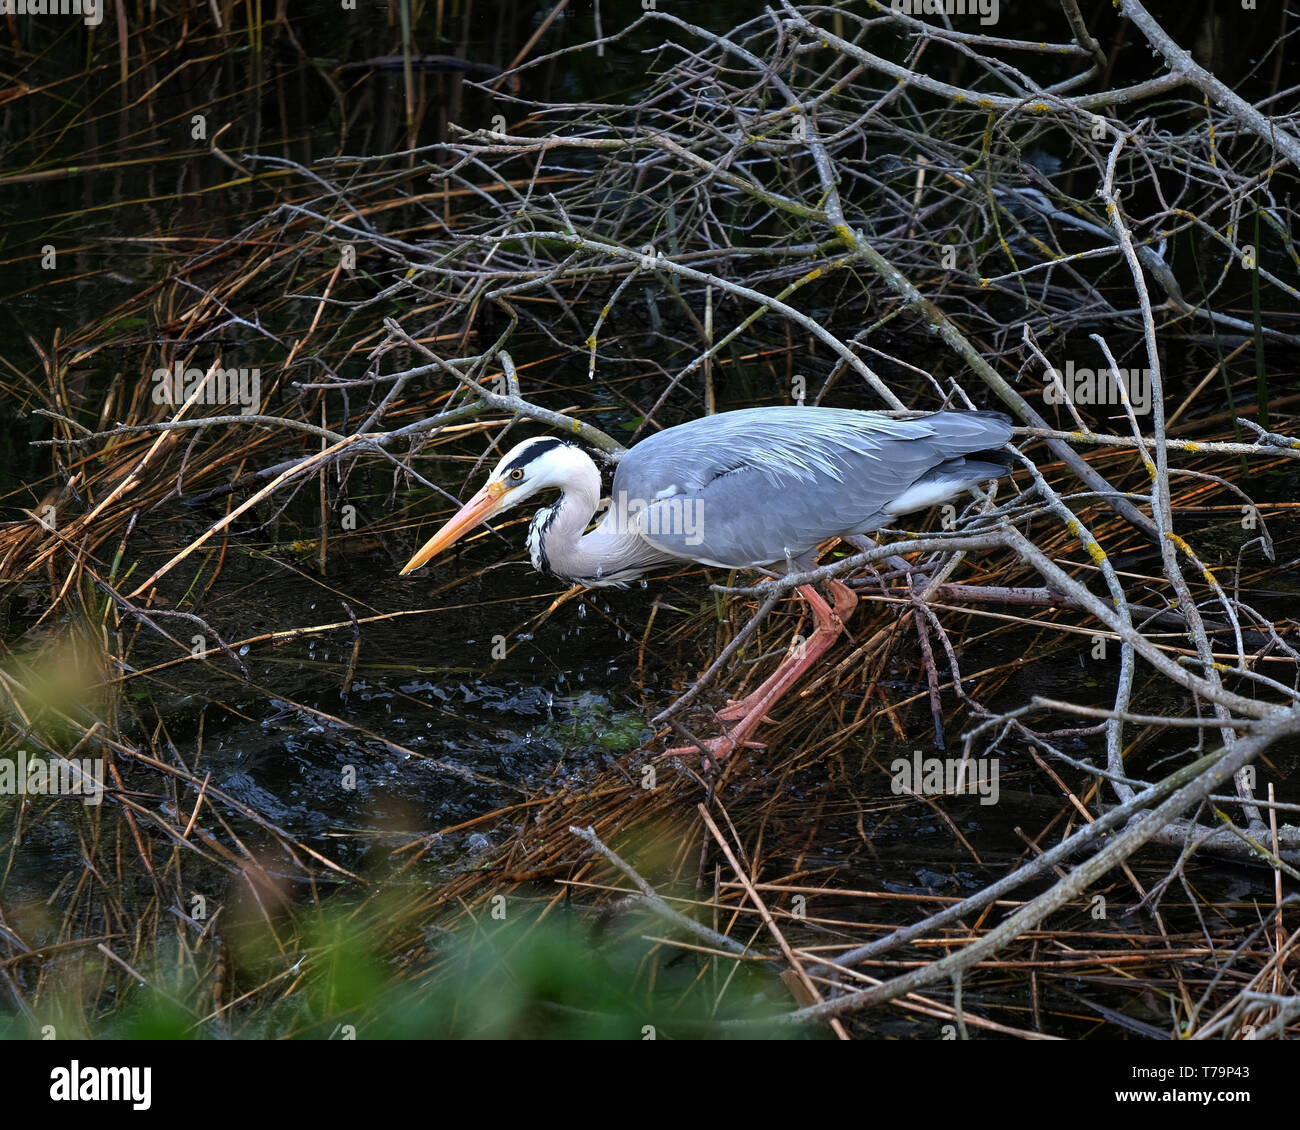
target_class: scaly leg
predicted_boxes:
[667,579,858,763]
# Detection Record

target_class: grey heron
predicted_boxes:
[400,407,1013,761]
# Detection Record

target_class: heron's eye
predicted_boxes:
[509,468,524,482]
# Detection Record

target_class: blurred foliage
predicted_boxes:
[0,888,795,1040]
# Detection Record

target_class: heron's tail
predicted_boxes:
[920,409,1013,452]
[882,413,1014,518]
[941,446,1016,482]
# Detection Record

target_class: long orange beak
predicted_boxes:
[399,481,508,575]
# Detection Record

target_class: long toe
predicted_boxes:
[716,697,777,723]
[665,732,766,764]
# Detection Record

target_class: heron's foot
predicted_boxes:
[664,730,766,765]
[667,579,859,765]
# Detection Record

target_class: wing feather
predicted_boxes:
[610,407,1010,568]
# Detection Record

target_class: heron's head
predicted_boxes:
[399,437,590,574]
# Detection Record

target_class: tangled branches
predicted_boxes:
[6,1,1300,1038]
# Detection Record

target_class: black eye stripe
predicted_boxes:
[500,437,570,475]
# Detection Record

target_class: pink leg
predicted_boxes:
[666,580,858,764]
[718,580,858,720]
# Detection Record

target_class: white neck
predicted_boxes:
[525,452,655,586]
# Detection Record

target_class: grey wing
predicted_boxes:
[610,407,1011,569]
